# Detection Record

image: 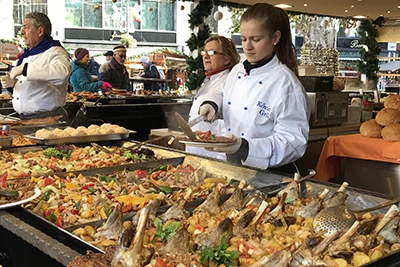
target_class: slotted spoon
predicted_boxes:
[313,195,400,236]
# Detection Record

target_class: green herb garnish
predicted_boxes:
[159,185,173,194]
[200,236,240,266]
[43,147,70,160]
[124,151,147,161]
[151,218,180,243]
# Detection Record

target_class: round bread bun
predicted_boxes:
[384,95,400,110]
[63,127,76,135]
[381,123,400,142]
[99,128,114,135]
[71,129,87,137]
[35,129,48,138]
[100,123,113,129]
[375,108,400,126]
[114,126,128,134]
[88,124,100,130]
[52,128,63,135]
[87,128,100,135]
[359,119,382,138]
[56,131,70,138]
[41,131,55,139]
[76,126,88,134]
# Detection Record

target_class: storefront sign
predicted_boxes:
[387,42,397,51]
[0,43,19,58]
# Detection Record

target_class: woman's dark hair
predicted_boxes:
[204,35,240,70]
[240,3,298,76]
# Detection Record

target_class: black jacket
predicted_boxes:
[142,63,161,91]
[99,57,130,90]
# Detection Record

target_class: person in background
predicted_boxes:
[99,45,129,90]
[200,3,310,171]
[103,50,113,61]
[186,35,240,159]
[87,56,100,81]
[0,12,71,121]
[139,55,161,91]
[69,48,112,93]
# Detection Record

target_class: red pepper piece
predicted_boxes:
[81,183,95,190]
[56,215,63,228]
[0,172,8,188]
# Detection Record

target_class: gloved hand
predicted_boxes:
[101,81,112,90]
[1,73,16,89]
[207,134,242,154]
[10,64,24,80]
[199,103,216,121]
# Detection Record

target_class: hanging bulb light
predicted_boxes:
[180,5,185,10]
[94,3,99,9]
[112,0,117,3]
[320,18,329,28]
[213,11,223,21]
[148,6,153,11]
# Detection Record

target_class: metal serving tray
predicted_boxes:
[24,130,136,145]
[9,156,186,255]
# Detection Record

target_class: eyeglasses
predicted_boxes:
[200,50,223,56]
[115,53,126,59]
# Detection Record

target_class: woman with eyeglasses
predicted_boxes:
[200,3,310,171]
[186,35,240,159]
[99,45,130,90]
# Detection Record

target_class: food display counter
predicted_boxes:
[0,140,400,267]
[315,134,400,196]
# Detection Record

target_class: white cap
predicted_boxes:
[140,55,150,64]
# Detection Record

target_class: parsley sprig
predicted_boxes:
[200,236,240,266]
[151,218,180,243]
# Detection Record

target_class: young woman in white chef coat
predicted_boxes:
[201,3,310,169]
[186,35,240,159]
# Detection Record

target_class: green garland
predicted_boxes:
[184,0,214,90]
[356,20,379,84]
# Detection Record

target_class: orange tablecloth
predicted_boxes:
[314,134,400,181]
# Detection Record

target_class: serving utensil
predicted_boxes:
[187,115,206,127]
[243,169,316,207]
[175,112,196,141]
[313,195,400,236]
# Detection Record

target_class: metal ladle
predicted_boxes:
[313,195,400,236]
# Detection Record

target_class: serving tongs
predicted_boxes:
[121,135,175,152]
[243,169,316,206]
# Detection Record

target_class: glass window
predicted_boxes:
[13,0,48,25]
[65,0,82,27]
[204,6,218,33]
[83,0,102,28]
[142,0,175,31]
[159,1,175,31]
[142,0,158,30]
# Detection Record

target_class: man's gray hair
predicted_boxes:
[25,12,52,37]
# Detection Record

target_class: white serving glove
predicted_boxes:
[208,134,242,154]
[9,64,24,80]
[199,103,216,121]
[1,73,16,88]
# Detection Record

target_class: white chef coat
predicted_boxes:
[186,70,229,160]
[12,46,71,115]
[209,55,310,169]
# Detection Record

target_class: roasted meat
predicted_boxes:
[323,182,348,208]
[95,204,123,240]
[277,173,300,203]
[220,180,246,211]
[193,184,222,215]
[195,217,233,248]
[295,189,329,218]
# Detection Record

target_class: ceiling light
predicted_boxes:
[303,3,308,7]
[398,5,400,8]
[274,4,293,9]
[345,9,348,12]
[387,10,391,13]
[351,5,354,8]
[354,15,367,19]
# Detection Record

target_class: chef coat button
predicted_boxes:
[241,133,244,136]
[244,107,248,110]
[20,81,22,83]
[17,97,19,100]
[194,97,197,100]
[259,81,262,84]
[228,101,231,105]
[238,76,241,79]
[228,128,231,131]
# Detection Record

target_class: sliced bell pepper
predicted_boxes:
[56,215,63,228]
[0,173,8,188]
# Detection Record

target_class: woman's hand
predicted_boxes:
[101,81,112,90]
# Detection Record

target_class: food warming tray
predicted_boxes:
[8,156,186,255]
[24,130,136,145]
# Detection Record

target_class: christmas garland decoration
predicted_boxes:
[356,20,379,84]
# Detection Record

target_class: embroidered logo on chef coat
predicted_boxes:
[257,101,271,118]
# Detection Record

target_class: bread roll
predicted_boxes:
[88,124,100,130]
[52,128,63,135]
[114,126,128,134]
[35,129,48,138]
[360,119,382,138]
[375,108,400,126]
[384,95,400,110]
[381,123,400,142]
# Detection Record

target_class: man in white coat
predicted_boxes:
[1,12,71,121]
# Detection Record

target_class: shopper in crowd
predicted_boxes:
[200,3,310,171]
[69,48,112,93]
[186,35,240,159]
[103,50,113,61]
[0,12,71,121]
[87,56,100,81]
[139,54,161,91]
[99,45,129,90]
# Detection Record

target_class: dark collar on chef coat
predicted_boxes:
[243,53,275,75]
